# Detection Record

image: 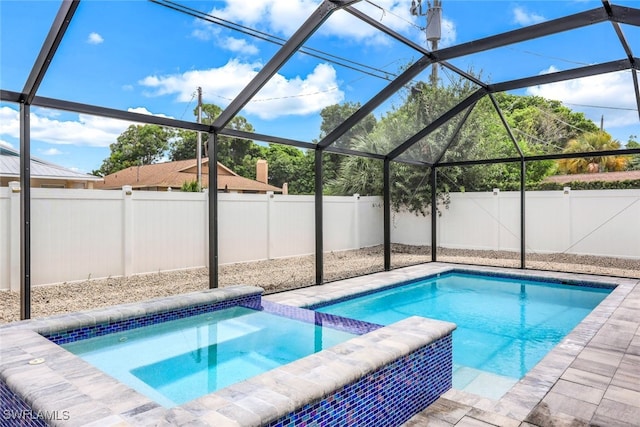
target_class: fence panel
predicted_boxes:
[1,188,638,289]
[526,191,570,254]
[566,190,640,259]
[132,191,208,272]
[438,192,500,250]
[270,195,315,259]
[391,210,430,246]
[30,188,123,286]
[218,193,269,264]
[0,188,10,289]
[358,196,384,248]
[323,196,357,251]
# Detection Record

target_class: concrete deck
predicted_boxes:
[264,262,640,427]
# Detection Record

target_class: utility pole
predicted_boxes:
[196,86,202,190]
[411,0,442,86]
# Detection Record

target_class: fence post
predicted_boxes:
[9,182,20,292]
[563,187,572,253]
[353,194,360,250]
[267,191,274,259]
[204,188,209,268]
[122,186,133,277]
[493,188,501,250]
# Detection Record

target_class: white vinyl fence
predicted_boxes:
[1,183,639,290]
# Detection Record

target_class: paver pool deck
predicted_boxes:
[265,262,640,427]
[1,262,638,426]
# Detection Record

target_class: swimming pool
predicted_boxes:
[315,271,612,397]
[61,305,358,407]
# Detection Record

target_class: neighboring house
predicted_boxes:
[95,158,284,193]
[543,170,640,185]
[0,146,102,189]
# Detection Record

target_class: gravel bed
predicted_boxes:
[1,245,638,324]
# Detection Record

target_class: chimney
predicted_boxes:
[256,159,268,184]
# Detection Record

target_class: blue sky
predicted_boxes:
[1,0,639,174]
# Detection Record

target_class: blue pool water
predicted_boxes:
[316,272,611,384]
[62,306,356,407]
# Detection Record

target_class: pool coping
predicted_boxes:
[0,284,456,426]
[264,262,639,425]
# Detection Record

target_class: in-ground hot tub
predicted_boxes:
[0,285,455,426]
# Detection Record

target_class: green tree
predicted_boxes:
[169,129,200,162]
[317,102,377,185]
[495,93,599,153]
[327,71,603,208]
[626,136,640,171]
[328,106,448,215]
[169,104,259,178]
[558,131,627,173]
[319,102,376,149]
[180,180,202,192]
[94,124,170,176]
[168,103,319,192]
[260,144,305,191]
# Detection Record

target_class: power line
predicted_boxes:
[563,102,638,112]
[150,0,398,81]
[201,86,341,103]
[507,47,591,67]
[179,91,196,120]
[365,0,423,31]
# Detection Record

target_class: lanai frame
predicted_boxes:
[3,0,640,319]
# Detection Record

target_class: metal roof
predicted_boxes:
[0,146,102,181]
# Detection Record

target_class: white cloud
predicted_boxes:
[188,0,456,62]
[127,107,174,119]
[0,106,20,139]
[513,6,545,26]
[30,113,126,147]
[526,68,637,128]
[40,148,63,156]
[87,32,104,45]
[0,106,174,148]
[209,0,315,37]
[223,37,259,55]
[438,18,456,48]
[208,0,425,44]
[0,139,14,149]
[139,59,344,119]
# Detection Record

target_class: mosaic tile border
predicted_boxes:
[41,294,380,348]
[266,334,453,427]
[260,300,382,335]
[0,380,48,427]
[43,294,261,345]
[453,268,618,290]
[308,268,617,310]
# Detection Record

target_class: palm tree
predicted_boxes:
[558,131,627,174]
